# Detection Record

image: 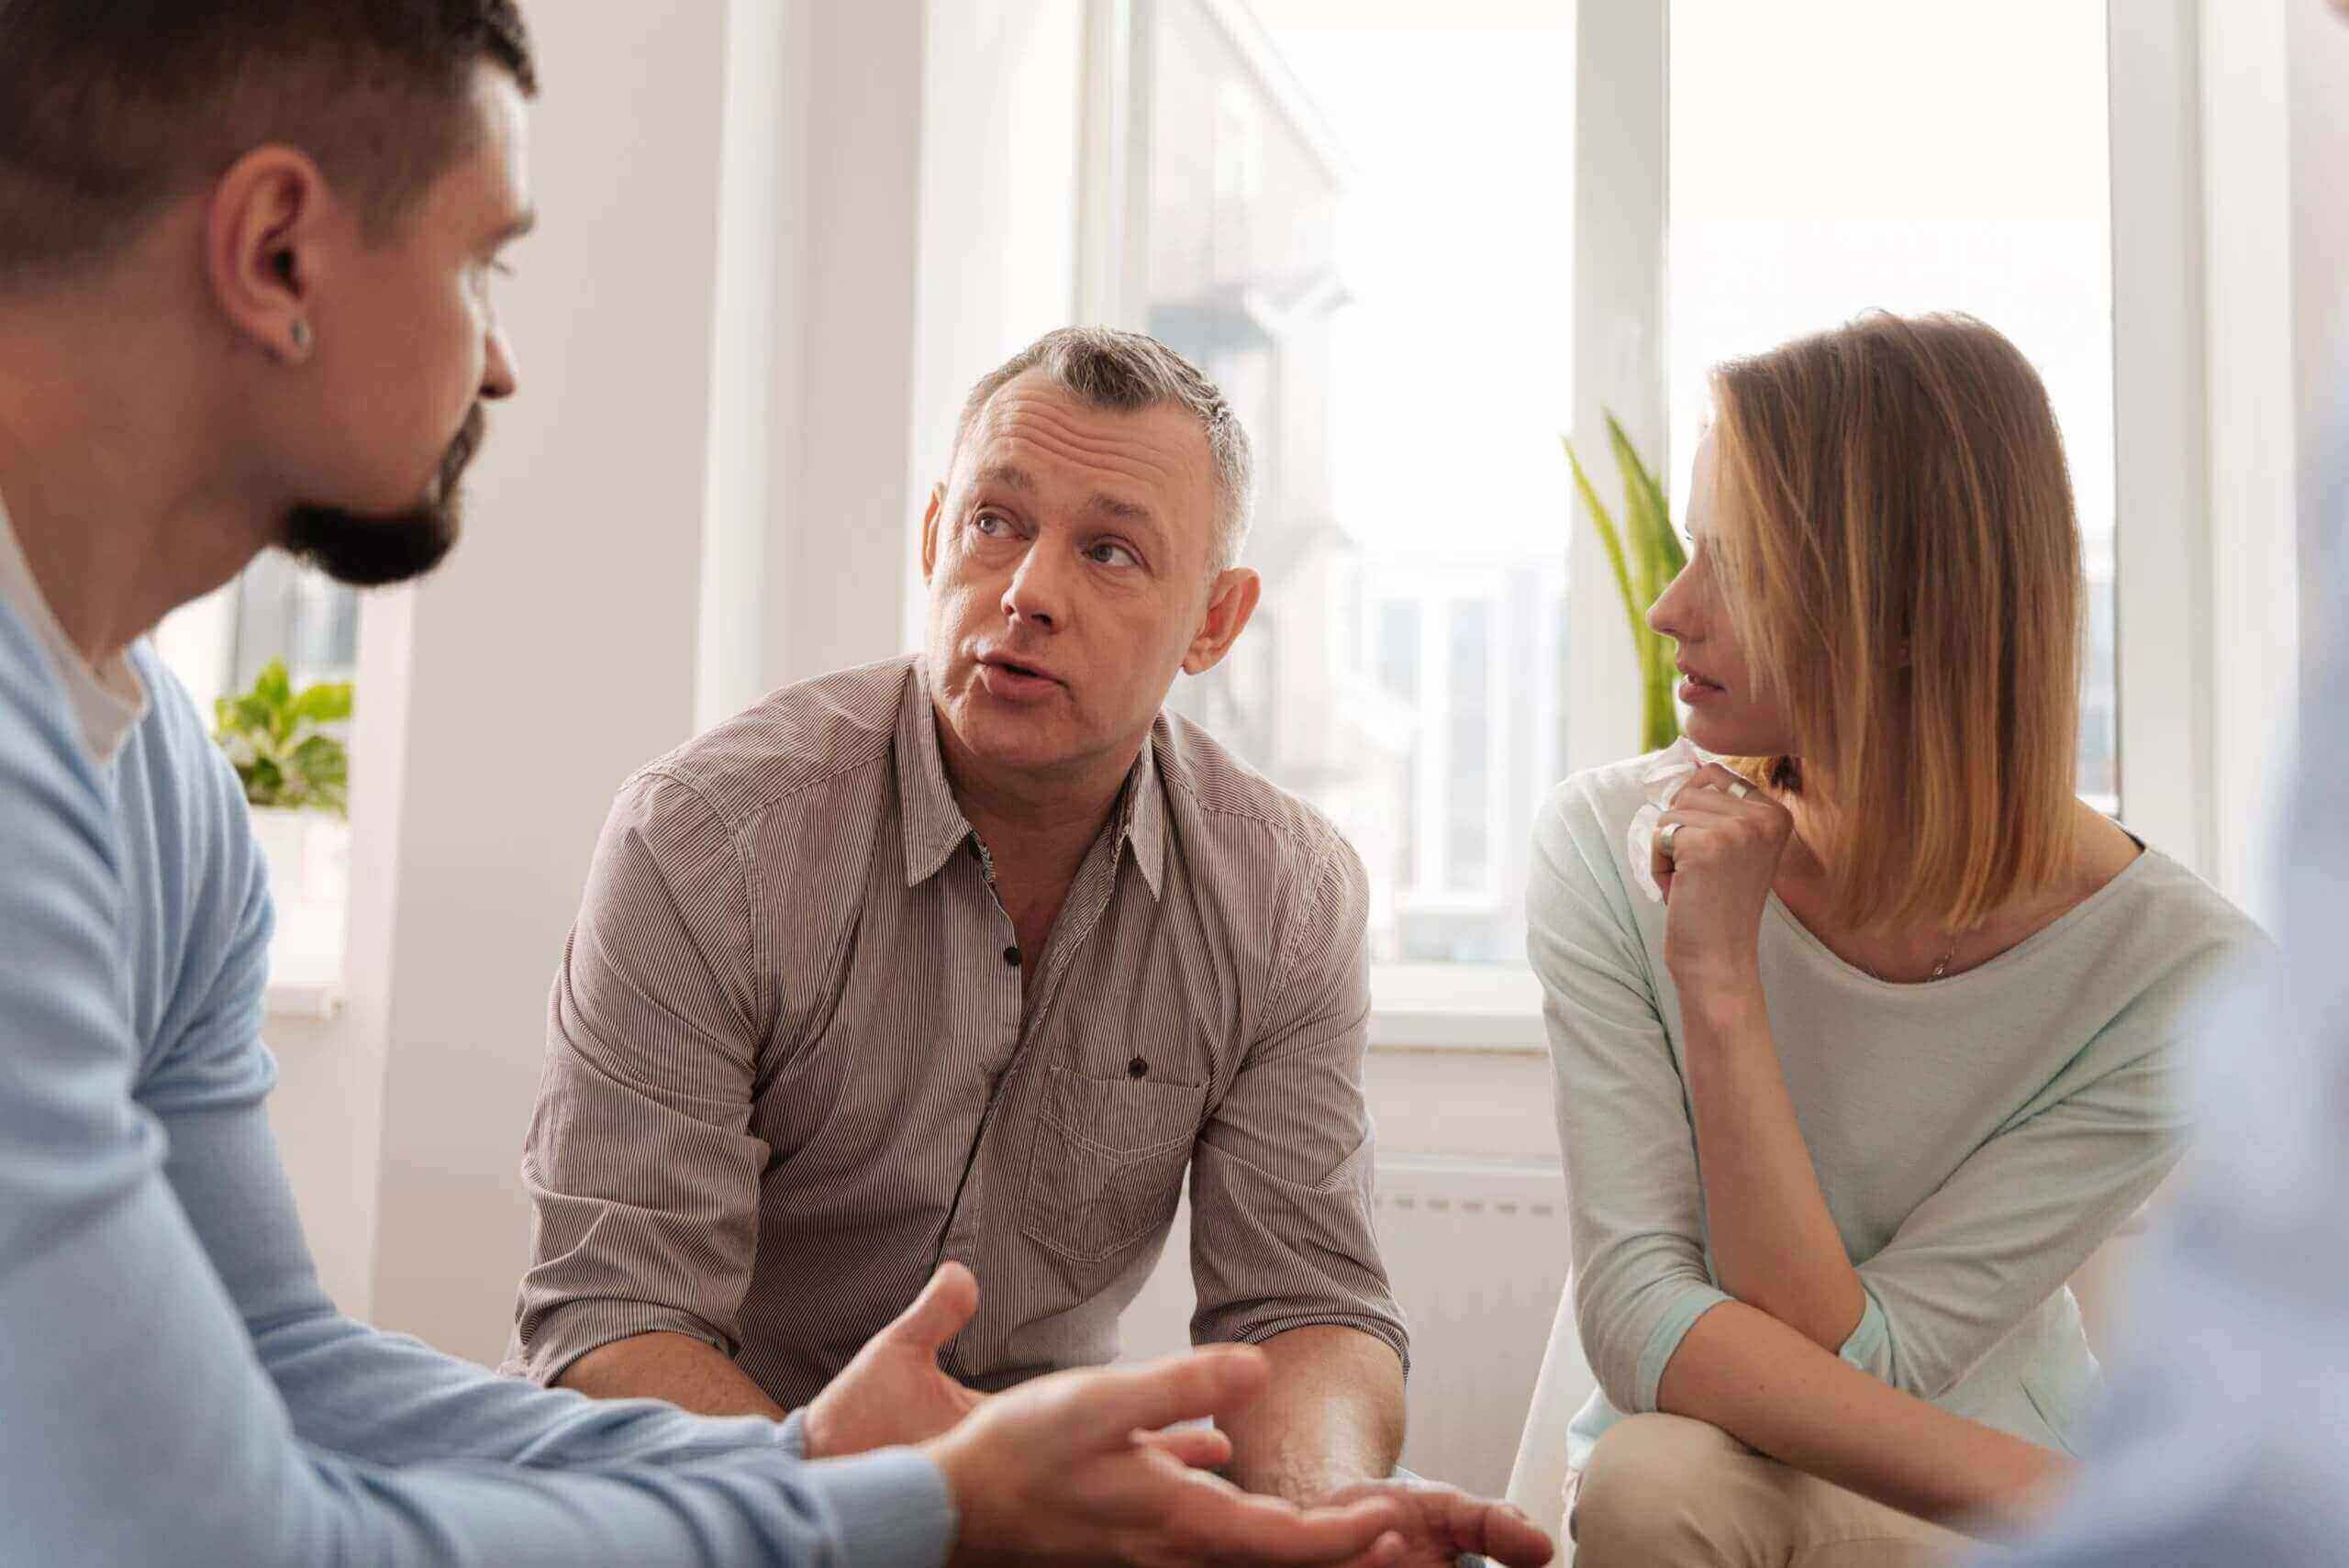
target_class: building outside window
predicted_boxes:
[1139,0,1576,968]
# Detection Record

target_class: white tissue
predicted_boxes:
[1625,737,1720,903]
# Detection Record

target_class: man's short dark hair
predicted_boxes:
[0,0,538,286]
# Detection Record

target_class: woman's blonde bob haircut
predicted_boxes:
[1708,312,2082,933]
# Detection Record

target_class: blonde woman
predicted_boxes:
[1528,314,2266,1565]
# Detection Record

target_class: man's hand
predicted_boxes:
[1320,1477,1554,1568]
[803,1263,988,1460]
[925,1344,1412,1568]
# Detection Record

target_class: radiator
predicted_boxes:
[1119,1155,1572,1497]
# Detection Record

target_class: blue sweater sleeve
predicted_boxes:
[0,621,953,1567]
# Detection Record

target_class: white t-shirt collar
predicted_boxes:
[0,489,149,766]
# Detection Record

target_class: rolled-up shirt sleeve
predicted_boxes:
[1186,829,1409,1371]
[510,769,775,1386]
[1529,781,1731,1417]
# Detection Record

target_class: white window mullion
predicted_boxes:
[2106,0,2217,879]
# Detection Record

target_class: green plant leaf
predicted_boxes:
[291,682,353,727]
[1562,435,1643,636]
[1564,416,1683,753]
[255,659,293,710]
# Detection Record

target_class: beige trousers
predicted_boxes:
[1566,1414,1972,1567]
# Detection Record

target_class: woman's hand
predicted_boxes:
[1653,763,1795,995]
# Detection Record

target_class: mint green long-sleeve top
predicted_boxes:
[1528,757,2266,1473]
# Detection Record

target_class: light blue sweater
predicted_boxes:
[1530,760,2266,1473]
[0,583,956,1563]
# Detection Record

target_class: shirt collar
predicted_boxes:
[0,488,148,767]
[897,659,1166,900]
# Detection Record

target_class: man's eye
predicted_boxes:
[1088,541,1141,568]
[973,513,1010,538]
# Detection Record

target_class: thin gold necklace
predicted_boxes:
[1863,945,1957,984]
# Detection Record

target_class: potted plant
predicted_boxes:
[1564,411,1686,751]
[213,659,352,913]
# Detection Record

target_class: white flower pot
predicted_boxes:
[248,807,351,916]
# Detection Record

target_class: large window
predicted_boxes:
[1136,0,1575,968]
[1668,0,2120,809]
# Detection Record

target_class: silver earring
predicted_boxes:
[289,320,313,356]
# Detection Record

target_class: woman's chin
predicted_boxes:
[1680,710,1781,760]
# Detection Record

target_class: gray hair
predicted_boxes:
[952,326,1256,573]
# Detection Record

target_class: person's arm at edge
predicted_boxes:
[0,637,956,1566]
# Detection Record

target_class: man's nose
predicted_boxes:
[1001,541,1071,630]
[483,326,519,402]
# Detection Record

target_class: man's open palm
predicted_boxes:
[1322,1477,1554,1568]
[803,1262,988,1459]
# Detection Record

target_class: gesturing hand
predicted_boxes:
[1318,1477,1554,1568]
[926,1345,1411,1568]
[803,1262,987,1460]
[1652,762,1795,992]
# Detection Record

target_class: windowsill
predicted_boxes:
[266,974,346,1020]
[1368,962,1547,1053]
[265,897,347,1022]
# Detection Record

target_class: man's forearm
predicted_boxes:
[555,1330,788,1421]
[1655,1300,2070,1533]
[1217,1325,1405,1504]
[1681,984,1866,1350]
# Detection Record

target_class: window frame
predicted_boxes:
[1066,0,2270,1046]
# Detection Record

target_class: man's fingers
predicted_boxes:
[1321,1531,1410,1568]
[886,1261,980,1351]
[1131,1424,1233,1471]
[1454,1496,1554,1568]
[1163,1485,1409,1567]
[1063,1346,1270,1449]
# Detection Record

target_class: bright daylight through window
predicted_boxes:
[1142,0,1576,971]
[1669,0,2120,812]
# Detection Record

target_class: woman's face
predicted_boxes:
[1646,429,1799,758]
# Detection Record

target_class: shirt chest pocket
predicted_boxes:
[1021,1064,1208,1264]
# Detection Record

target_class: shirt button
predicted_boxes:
[1003,946,1021,968]
[1128,1057,1148,1079]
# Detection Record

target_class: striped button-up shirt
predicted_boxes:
[506,654,1406,1407]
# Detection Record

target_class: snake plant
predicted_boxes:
[1564,412,1686,752]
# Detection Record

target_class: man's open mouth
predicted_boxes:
[978,654,1060,688]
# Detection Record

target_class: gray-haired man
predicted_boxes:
[507,327,1550,1568]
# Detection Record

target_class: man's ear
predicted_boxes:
[920,483,946,583]
[205,146,332,366]
[1181,567,1262,676]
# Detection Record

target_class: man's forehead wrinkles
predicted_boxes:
[981,421,1185,495]
[981,393,1203,479]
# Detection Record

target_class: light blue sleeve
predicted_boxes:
[1528,778,1731,1416]
[0,625,953,1567]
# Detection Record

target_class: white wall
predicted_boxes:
[363,0,735,1362]
[2293,0,2349,654]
